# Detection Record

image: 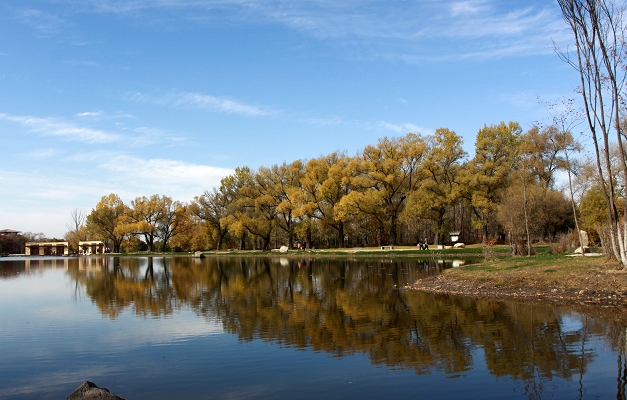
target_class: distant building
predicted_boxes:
[0,229,21,236]
[78,241,105,255]
[25,241,69,256]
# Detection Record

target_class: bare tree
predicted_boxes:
[543,98,585,254]
[67,208,85,233]
[557,0,627,266]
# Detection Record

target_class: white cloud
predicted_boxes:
[0,112,179,148]
[101,155,234,200]
[60,1,567,60]
[75,110,135,120]
[450,1,490,16]
[14,9,65,35]
[63,60,99,67]
[20,148,61,160]
[300,116,344,126]
[0,170,105,237]
[76,111,105,118]
[127,91,275,117]
[380,122,434,136]
[172,92,274,116]
[445,7,553,38]
[0,113,123,144]
[0,154,232,237]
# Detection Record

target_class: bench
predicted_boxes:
[380,245,394,250]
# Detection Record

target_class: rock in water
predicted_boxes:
[67,381,126,400]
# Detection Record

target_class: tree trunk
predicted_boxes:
[389,213,398,245]
[522,178,532,256]
[239,233,246,251]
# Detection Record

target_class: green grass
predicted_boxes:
[445,252,611,285]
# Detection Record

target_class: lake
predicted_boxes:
[0,255,624,399]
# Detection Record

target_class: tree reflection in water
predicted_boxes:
[66,256,624,398]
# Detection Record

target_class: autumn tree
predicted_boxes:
[579,184,615,247]
[461,122,522,241]
[262,161,304,248]
[337,133,426,245]
[521,126,568,189]
[157,196,184,251]
[168,206,212,251]
[508,125,563,255]
[86,193,128,253]
[122,195,167,251]
[297,152,353,247]
[191,187,231,250]
[221,166,277,250]
[404,128,466,245]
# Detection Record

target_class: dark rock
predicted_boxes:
[67,381,126,400]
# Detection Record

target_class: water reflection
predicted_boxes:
[1,256,625,398]
[0,257,70,275]
[73,259,619,379]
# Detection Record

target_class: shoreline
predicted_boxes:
[403,254,627,321]
[404,273,627,307]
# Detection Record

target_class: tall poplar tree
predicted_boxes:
[404,128,466,245]
[461,122,522,241]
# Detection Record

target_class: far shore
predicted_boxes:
[7,245,627,319]
[47,245,500,258]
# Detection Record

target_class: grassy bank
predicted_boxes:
[407,251,627,314]
[443,253,620,288]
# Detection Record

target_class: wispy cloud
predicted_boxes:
[63,60,99,67]
[0,112,182,148]
[75,110,135,120]
[101,155,234,199]
[0,113,123,144]
[14,9,65,35]
[0,153,234,236]
[450,1,490,16]
[0,168,132,237]
[380,122,434,136]
[76,111,105,118]
[57,0,567,61]
[20,148,62,160]
[300,116,344,126]
[127,91,276,117]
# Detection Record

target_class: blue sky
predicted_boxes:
[1,0,577,238]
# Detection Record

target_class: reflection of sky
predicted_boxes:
[560,314,584,332]
[0,268,223,346]
[0,267,225,398]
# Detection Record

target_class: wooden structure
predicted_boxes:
[78,241,105,255]
[25,241,69,256]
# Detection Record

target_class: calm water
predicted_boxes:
[0,256,624,399]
